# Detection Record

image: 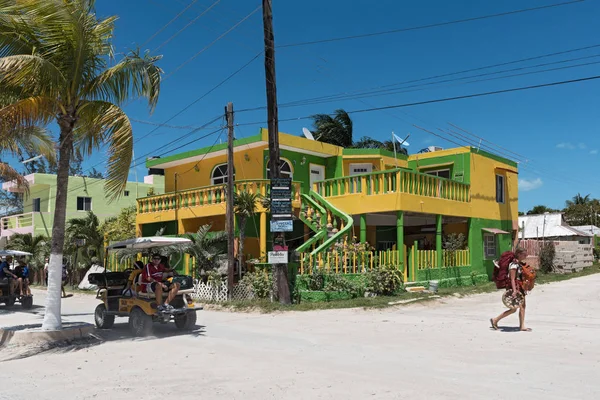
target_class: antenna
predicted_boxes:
[21,154,43,164]
[302,127,315,141]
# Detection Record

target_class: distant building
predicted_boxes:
[518,213,593,244]
[1,173,164,238]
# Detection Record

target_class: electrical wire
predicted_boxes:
[277,1,584,48]
[142,0,200,47]
[164,5,261,79]
[153,0,223,52]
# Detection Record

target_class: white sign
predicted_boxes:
[270,220,293,232]
[268,251,288,264]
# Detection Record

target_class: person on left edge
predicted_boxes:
[142,254,180,312]
[0,256,22,295]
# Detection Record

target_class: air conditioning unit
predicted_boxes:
[427,146,443,152]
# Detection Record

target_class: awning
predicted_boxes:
[482,228,510,235]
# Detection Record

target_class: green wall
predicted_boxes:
[262,149,332,192]
[20,173,164,238]
[407,153,471,184]
[469,217,514,278]
[141,221,178,237]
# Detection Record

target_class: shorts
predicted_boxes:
[143,281,172,293]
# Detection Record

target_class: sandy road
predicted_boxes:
[1,275,599,400]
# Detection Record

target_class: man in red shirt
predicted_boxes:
[142,254,180,311]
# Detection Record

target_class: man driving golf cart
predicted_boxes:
[142,253,180,312]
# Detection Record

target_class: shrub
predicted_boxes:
[539,242,556,273]
[240,271,273,299]
[366,264,404,296]
[323,274,364,298]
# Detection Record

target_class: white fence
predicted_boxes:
[192,281,255,302]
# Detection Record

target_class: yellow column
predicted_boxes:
[260,212,267,259]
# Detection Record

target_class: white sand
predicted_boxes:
[1,275,599,399]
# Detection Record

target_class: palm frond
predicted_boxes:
[74,100,133,201]
[0,96,58,129]
[87,50,162,111]
[234,191,260,218]
[0,162,28,189]
[0,54,66,97]
[0,126,55,162]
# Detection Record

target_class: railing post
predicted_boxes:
[436,215,443,268]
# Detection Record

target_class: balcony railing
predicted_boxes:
[137,179,303,215]
[314,168,470,203]
[0,212,37,237]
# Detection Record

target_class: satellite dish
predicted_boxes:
[302,127,315,141]
[398,140,410,147]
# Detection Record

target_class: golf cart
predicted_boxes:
[89,237,201,337]
[0,250,34,309]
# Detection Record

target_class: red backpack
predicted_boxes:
[492,251,515,289]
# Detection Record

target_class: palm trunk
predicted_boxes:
[42,117,75,331]
[238,217,247,280]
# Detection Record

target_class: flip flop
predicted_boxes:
[520,328,532,332]
[490,318,499,330]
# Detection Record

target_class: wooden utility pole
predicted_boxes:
[225,102,235,297]
[262,0,290,304]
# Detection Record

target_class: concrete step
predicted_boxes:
[406,286,426,293]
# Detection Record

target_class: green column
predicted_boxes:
[436,214,443,268]
[396,210,404,260]
[467,218,473,266]
[360,214,367,244]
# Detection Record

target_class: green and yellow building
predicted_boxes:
[136,128,518,285]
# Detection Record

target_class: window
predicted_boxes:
[266,159,293,179]
[484,234,497,259]
[496,174,505,203]
[77,196,92,211]
[349,163,373,176]
[32,198,41,212]
[211,164,235,185]
[426,169,451,179]
[124,190,130,197]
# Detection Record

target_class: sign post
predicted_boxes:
[270,178,292,290]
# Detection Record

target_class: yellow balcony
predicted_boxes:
[313,169,472,217]
[136,180,303,223]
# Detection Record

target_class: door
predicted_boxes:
[309,164,325,190]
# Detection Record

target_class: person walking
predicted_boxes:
[490,248,532,332]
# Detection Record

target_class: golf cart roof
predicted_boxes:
[107,236,191,250]
[0,250,33,256]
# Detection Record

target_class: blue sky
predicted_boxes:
[10,0,600,212]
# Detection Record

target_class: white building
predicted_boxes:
[518,213,593,244]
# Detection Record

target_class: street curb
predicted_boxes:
[0,322,95,347]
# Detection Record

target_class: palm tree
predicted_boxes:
[352,136,408,155]
[65,211,104,267]
[0,1,161,330]
[566,193,591,208]
[311,109,353,147]
[6,233,50,283]
[234,191,260,273]
[182,225,228,277]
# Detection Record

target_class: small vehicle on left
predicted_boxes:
[0,250,34,309]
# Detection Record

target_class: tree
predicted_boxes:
[234,191,260,273]
[563,199,600,226]
[566,193,591,208]
[352,136,408,155]
[0,0,161,330]
[0,190,23,217]
[87,167,104,179]
[6,233,50,269]
[101,205,136,242]
[311,109,353,147]
[527,205,556,215]
[182,225,227,277]
[65,211,104,267]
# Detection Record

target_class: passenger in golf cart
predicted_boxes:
[0,256,22,296]
[141,253,181,312]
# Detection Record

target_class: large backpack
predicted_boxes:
[492,251,515,289]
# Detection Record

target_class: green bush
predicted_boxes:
[240,271,273,299]
[366,264,404,295]
[323,274,364,298]
[539,242,556,273]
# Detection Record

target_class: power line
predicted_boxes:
[164,6,261,79]
[278,1,584,48]
[129,118,221,131]
[153,0,223,52]
[142,0,200,47]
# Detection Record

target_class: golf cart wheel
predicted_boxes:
[129,307,153,337]
[174,310,197,331]
[94,304,115,329]
[5,296,15,307]
[21,296,33,310]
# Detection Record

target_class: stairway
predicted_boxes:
[297,191,353,269]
